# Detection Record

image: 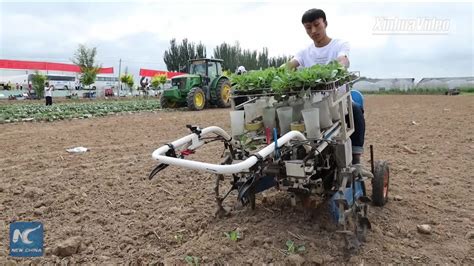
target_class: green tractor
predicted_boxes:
[160,58,232,111]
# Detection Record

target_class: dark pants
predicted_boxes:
[45,96,52,106]
[348,102,365,154]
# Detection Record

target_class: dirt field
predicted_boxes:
[1,95,473,264]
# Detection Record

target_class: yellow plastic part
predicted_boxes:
[290,122,305,132]
[245,121,263,131]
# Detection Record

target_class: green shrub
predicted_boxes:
[31,71,47,98]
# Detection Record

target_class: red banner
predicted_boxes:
[139,68,185,79]
[0,59,114,74]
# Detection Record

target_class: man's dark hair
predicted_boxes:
[301,8,327,26]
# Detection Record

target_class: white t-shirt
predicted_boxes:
[294,39,349,68]
[44,86,52,97]
[294,39,350,97]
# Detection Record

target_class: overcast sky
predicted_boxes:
[0,1,473,81]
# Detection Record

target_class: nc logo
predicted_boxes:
[9,221,44,257]
[12,225,42,244]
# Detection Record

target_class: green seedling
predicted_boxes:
[184,255,200,266]
[285,240,306,254]
[0,99,162,123]
[230,62,349,94]
[224,230,241,241]
[239,134,258,151]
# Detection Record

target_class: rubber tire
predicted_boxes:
[216,79,231,108]
[187,87,206,111]
[160,96,177,109]
[372,160,389,206]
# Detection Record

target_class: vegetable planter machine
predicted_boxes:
[149,72,390,250]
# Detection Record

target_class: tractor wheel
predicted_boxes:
[216,79,232,108]
[187,87,206,111]
[160,96,178,109]
[372,160,390,206]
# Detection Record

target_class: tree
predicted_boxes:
[213,42,241,72]
[269,55,291,68]
[120,74,134,92]
[31,71,46,98]
[163,39,180,72]
[151,74,167,89]
[164,39,208,71]
[196,42,207,58]
[165,38,291,73]
[239,48,258,70]
[257,47,269,70]
[72,44,101,88]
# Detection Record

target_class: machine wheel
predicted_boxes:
[372,160,390,206]
[160,95,178,109]
[216,79,231,108]
[187,87,206,111]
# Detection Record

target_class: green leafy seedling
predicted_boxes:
[239,134,258,151]
[297,245,306,252]
[184,255,200,266]
[286,240,295,253]
[285,239,306,254]
[224,230,241,241]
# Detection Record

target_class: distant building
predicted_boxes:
[352,78,415,92]
[416,77,474,89]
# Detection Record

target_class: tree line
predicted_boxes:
[163,39,291,73]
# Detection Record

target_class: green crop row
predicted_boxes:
[0,99,161,123]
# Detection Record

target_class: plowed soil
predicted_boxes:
[1,95,473,264]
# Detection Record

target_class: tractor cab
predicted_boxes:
[188,59,222,87]
[188,59,222,79]
[161,58,231,111]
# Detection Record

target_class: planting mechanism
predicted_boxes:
[149,71,390,250]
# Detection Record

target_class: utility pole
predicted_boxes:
[118,58,122,96]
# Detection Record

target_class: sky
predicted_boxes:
[0,0,473,82]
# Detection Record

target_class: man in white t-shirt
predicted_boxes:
[287,8,369,174]
[236,66,247,75]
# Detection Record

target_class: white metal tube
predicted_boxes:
[152,126,231,159]
[152,128,306,174]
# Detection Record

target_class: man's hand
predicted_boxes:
[336,55,350,68]
[283,59,300,70]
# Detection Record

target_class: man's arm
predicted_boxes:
[336,41,350,68]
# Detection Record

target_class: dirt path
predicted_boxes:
[1,95,473,264]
